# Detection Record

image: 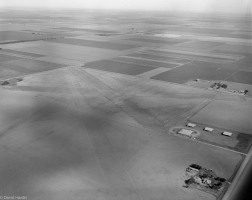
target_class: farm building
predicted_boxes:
[204,127,214,132]
[222,131,233,137]
[178,129,193,137]
[187,123,196,128]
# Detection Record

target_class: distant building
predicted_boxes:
[204,127,214,132]
[188,166,200,172]
[187,123,196,128]
[178,129,193,137]
[222,131,233,137]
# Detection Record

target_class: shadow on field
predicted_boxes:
[0,98,134,197]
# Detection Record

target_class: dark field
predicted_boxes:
[50,38,141,50]
[126,52,191,64]
[145,49,238,63]
[226,33,252,39]
[214,44,252,54]
[163,26,234,35]
[112,56,179,68]
[235,133,252,154]
[0,31,45,42]
[84,59,155,75]
[151,61,236,84]
[53,27,118,33]
[0,53,21,62]
[175,41,223,50]
[0,30,78,44]
[215,53,252,71]
[227,71,252,85]
[1,58,66,78]
[125,37,188,45]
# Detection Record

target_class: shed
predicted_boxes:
[189,166,200,172]
[187,123,196,128]
[222,131,233,137]
[204,127,214,132]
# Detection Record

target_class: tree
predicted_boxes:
[221,84,227,89]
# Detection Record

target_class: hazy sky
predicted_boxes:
[0,0,251,14]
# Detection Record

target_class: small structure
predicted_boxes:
[202,178,212,186]
[204,127,214,132]
[188,164,201,172]
[222,131,233,137]
[178,129,193,137]
[187,123,196,128]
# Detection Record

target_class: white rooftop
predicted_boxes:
[187,123,196,128]
[222,131,233,136]
[204,127,214,132]
[178,129,193,136]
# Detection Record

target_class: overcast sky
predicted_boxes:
[0,0,251,14]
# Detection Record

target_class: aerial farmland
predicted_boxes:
[0,6,251,200]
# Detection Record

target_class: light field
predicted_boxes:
[14,41,122,62]
[51,38,141,50]
[1,49,44,58]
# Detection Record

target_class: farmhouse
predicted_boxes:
[222,131,233,137]
[178,129,193,137]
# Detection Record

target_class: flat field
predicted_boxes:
[84,60,155,75]
[0,58,65,79]
[125,36,188,45]
[181,121,252,154]
[214,44,252,54]
[0,49,44,58]
[0,30,46,41]
[126,52,190,64]
[112,56,179,68]
[174,41,223,50]
[0,67,243,200]
[51,38,141,50]
[0,9,251,200]
[151,61,235,84]
[15,41,122,62]
[190,100,252,135]
[144,49,236,63]
[227,71,252,85]
[0,53,21,62]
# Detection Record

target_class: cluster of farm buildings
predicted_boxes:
[177,123,233,138]
[184,164,226,193]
